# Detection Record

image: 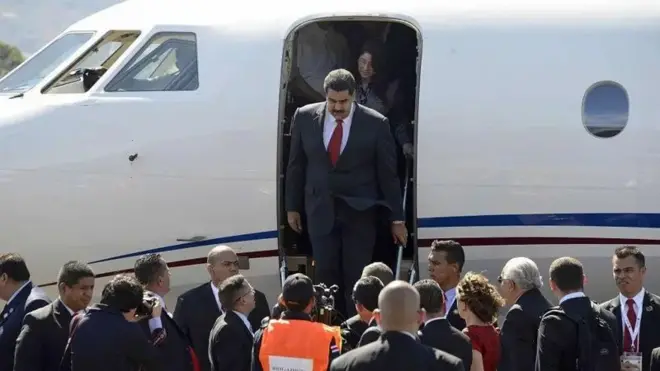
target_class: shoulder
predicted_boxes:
[652,347,660,359]
[25,290,50,312]
[356,104,387,121]
[449,325,471,342]
[646,292,660,307]
[429,345,463,366]
[24,302,53,321]
[254,289,268,301]
[177,282,209,301]
[598,297,618,310]
[297,102,324,115]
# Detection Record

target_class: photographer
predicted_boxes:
[251,273,342,371]
[61,274,165,371]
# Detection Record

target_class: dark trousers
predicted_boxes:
[309,200,377,320]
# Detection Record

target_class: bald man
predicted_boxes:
[331,281,464,371]
[173,245,270,371]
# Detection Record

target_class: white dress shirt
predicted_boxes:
[443,287,457,317]
[559,291,586,304]
[211,282,223,312]
[323,103,355,153]
[619,287,645,348]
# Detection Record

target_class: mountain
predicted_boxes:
[0,0,122,55]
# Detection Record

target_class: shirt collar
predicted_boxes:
[559,291,586,304]
[619,287,645,309]
[424,316,446,326]
[233,310,253,333]
[398,331,417,340]
[58,297,76,315]
[6,281,30,306]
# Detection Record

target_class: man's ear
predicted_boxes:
[373,309,381,325]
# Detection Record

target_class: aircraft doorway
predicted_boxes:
[276,16,422,285]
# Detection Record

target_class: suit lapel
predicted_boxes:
[640,291,658,349]
[0,282,32,326]
[226,311,253,340]
[206,283,222,317]
[52,299,72,330]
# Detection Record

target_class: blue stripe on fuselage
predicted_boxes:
[89,212,660,264]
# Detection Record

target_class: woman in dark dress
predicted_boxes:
[456,272,505,371]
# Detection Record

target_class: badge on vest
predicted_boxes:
[268,355,313,371]
[622,352,642,371]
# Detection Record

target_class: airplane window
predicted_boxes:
[0,32,94,95]
[42,30,141,94]
[104,32,199,92]
[582,81,629,138]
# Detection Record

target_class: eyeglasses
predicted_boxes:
[235,287,255,303]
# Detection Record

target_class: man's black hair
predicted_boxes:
[100,274,144,313]
[352,276,384,312]
[414,279,444,314]
[361,262,394,286]
[614,245,646,268]
[323,69,356,95]
[431,240,466,272]
[218,274,249,310]
[0,253,30,282]
[134,253,167,286]
[57,261,95,287]
[549,257,584,292]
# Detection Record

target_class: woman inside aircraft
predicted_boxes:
[354,41,401,116]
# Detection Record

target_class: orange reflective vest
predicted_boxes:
[259,319,342,371]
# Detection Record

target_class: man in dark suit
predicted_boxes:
[330,281,464,371]
[208,274,255,371]
[285,68,407,317]
[600,246,660,371]
[341,263,392,348]
[63,274,165,371]
[427,240,466,330]
[536,257,620,371]
[497,257,551,371]
[341,276,383,349]
[14,261,95,371]
[414,279,473,370]
[0,253,50,371]
[174,245,270,371]
[135,253,195,371]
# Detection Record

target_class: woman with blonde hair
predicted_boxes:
[456,272,505,371]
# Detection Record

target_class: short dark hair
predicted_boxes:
[414,279,444,314]
[431,240,465,272]
[614,246,645,268]
[352,276,384,312]
[549,257,584,292]
[323,69,356,95]
[100,274,144,313]
[361,262,394,286]
[0,253,30,282]
[134,253,167,286]
[57,261,95,287]
[218,274,249,310]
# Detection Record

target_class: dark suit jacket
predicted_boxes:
[0,282,50,371]
[498,288,552,371]
[285,102,404,236]
[600,290,660,371]
[445,300,466,331]
[340,315,369,350]
[419,318,472,371]
[330,331,464,371]
[66,304,163,371]
[536,296,618,371]
[139,301,194,371]
[14,299,74,371]
[356,318,380,347]
[174,282,270,371]
[208,311,253,371]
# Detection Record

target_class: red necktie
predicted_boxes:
[327,119,343,166]
[623,298,637,352]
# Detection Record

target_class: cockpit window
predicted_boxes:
[104,32,199,92]
[42,30,141,94]
[0,32,94,94]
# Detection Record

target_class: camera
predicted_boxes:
[312,283,339,325]
[135,293,159,317]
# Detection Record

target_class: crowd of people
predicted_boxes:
[1,242,660,371]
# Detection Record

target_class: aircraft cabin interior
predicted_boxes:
[277,18,421,281]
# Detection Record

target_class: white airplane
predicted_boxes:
[1,0,659,312]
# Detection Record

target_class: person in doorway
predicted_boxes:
[174,245,270,371]
[427,240,466,330]
[285,69,407,318]
[355,41,413,158]
[600,246,660,371]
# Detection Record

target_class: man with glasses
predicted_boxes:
[209,274,256,371]
[174,245,270,371]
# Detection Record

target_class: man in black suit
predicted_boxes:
[600,246,660,371]
[341,276,383,349]
[415,279,473,370]
[427,240,466,330]
[536,257,620,371]
[0,253,50,371]
[208,274,255,371]
[285,68,407,317]
[330,281,464,371]
[341,263,393,348]
[174,245,270,371]
[14,261,95,371]
[135,253,195,371]
[497,257,551,371]
[64,274,165,371]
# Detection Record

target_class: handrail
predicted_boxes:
[395,160,411,281]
